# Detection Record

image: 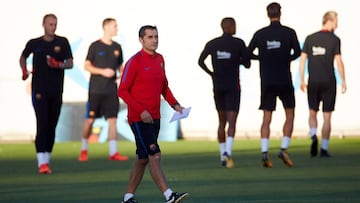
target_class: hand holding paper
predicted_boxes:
[170,107,191,123]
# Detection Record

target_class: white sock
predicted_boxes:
[81,138,88,151]
[226,137,234,156]
[281,136,291,150]
[310,128,317,136]
[163,188,173,200]
[37,152,46,167]
[109,140,118,156]
[45,152,51,164]
[321,139,329,150]
[124,193,134,201]
[261,138,269,153]
[219,142,226,161]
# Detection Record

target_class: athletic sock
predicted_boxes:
[261,138,269,153]
[163,188,173,200]
[81,138,88,151]
[280,136,291,150]
[109,140,118,156]
[44,152,51,164]
[310,128,317,137]
[124,193,134,201]
[37,152,46,167]
[219,142,226,161]
[321,139,329,150]
[226,136,234,156]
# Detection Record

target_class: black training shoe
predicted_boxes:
[310,135,318,157]
[122,197,138,203]
[320,149,331,158]
[165,192,189,203]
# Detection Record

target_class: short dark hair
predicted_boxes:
[139,25,157,38]
[220,17,236,32]
[102,18,116,28]
[43,13,57,24]
[267,2,281,18]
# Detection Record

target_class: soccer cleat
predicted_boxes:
[310,135,318,157]
[39,163,52,174]
[261,153,272,168]
[278,150,293,167]
[165,192,189,203]
[221,160,226,167]
[122,197,138,203]
[223,152,235,168]
[320,149,331,158]
[78,150,88,162]
[109,152,129,161]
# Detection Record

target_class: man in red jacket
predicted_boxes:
[118,25,188,203]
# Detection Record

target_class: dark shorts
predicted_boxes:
[86,92,119,119]
[130,120,161,159]
[260,84,295,111]
[307,82,336,112]
[214,90,240,111]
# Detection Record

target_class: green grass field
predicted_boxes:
[0,138,359,203]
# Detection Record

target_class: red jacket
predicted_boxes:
[118,49,178,124]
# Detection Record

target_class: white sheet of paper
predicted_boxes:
[170,107,191,123]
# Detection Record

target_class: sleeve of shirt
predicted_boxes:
[198,43,213,75]
[290,30,301,61]
[160,58,178,106]
[247,33,259,60]
[118,57,146,115]
[63,37,73,60]
[21,40,33,58]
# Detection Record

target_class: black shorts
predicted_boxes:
[214,90,240,111]
[307,82,336,112]
[86,92,119,119]
[130,120,161,159]
[260,84,295,111]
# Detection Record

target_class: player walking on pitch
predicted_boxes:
[299,11,347,158]
[247,2,300,168]
[198,17,250,168]
[19,13,73,174]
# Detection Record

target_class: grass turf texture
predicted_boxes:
[0,138,359,203]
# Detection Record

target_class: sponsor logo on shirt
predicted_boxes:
[266,40,281,49]
[312,46,326,56]
[216,51,231,59]
[54,46,61,53]
[114,50,120,57]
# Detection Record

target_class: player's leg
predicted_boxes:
[44,93,62,170]
[259,86,275,168]
[79,100,95,161]
[214,91,227,166]
[32,92,52,174]
[307,83,321,157]
[277,87,295,167]
[319,82,336,157]
[278,107,294,167]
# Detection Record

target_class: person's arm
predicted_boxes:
[299,52,308,92]
[240,41,251,68]
[19,55,29,80]
[84,60,115,78]
[247,35,259,60]
[118,59,146,115]
[290,31,301,61]
[198,45,213,77]
[335,54,347,93]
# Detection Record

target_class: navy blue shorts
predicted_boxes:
[130,120,161,159]
[214,90,240,111]
[86,92,119,119]
[307,82,336,112]
[260,84,295,111]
